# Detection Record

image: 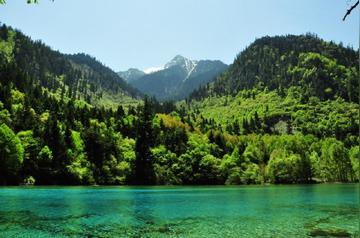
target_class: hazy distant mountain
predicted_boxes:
[127,55,227,100]
[117,68,145,83]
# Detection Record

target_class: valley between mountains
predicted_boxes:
[0,24,358,185]
[118,55,228,101]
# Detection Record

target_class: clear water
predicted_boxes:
[0,184,358,238]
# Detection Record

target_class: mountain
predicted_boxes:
[181,34,358,184]
[0,25,358,186]
[190,33,358,102]
[164,54,198,72]
[117,68,145,83]
[128,55,227,100]
[0,24,140,108]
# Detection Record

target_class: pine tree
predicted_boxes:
[134,96,155,185]
[242,118,249,134]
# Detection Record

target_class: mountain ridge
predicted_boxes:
[0,24,141,108]
[117,68,145,83]
[122,55,227,101]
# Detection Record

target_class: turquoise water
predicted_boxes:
[0,184,358,238]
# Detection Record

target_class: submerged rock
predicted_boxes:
[309,228,351,237]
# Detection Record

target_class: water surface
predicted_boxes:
[0,184,358,237]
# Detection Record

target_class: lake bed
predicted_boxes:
[0,184,358,237]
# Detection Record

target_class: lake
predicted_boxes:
[0,184,358,237]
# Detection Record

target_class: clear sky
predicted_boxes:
[0,0,358,71]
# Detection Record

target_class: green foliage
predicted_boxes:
[316,139,353,182]
[17,130,39,159]
[0,123,24,184]
[349,146,359,181]
[0,29,15,64]
[0,25,357,186]
[65,130,94,184]
[38,146,53,164]
[0,24,140,108]
[191,34,358,101]
[23,175,35,185]
[186,88,358,140]
[151,145,178,184]
[288,52,357,101]
[134,96,156,184]
[17,130,40,180]
[243,141,265,164]
[241,163,262,184]
[119,138,136,162]
[266,149,310,184]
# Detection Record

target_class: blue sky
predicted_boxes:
[0,0,358,71]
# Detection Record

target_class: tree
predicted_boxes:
[240,163,261,184]
[243,141,265,164]
[83,119,126,184]
[0,123,24,184]
[151,145,178,184]
[318,138,353,182]
[134,97,156,184]
[266,149,310,184]
[288,52,353,101]
[17,130,40,181]
[65,130,94,185]
[220,151,241,185]
[349,146,359,181]
[43,114,66,172]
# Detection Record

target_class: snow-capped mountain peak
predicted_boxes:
[124,55,228,100]
[164,55,198,74]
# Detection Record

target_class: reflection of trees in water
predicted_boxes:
[128,188,157,235]
[126,188,192,237]
[131,189,155,226]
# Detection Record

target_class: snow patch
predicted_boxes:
[144,66,164,74]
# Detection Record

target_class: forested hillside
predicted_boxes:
[0,24,140,108]
[190,34,358,102]
[0,27,358,185]
[184,34,359,185]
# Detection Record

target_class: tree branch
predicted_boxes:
[343,0,359,21]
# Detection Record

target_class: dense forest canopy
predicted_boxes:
[0,23,358,185]
[190,34,358,102]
